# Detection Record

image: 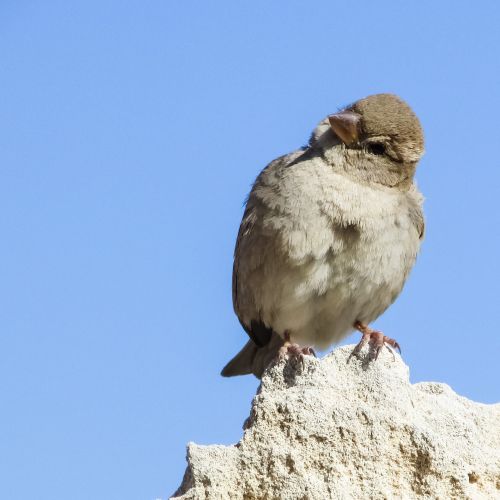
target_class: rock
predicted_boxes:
[172,345,500,499]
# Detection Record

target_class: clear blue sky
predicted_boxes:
[1,2,499,499]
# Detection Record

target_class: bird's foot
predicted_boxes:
[279,342,316,359]
[278,331,316,365]
[348,321,401,362]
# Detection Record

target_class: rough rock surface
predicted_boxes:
[173,345,500,499]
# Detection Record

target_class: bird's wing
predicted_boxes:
[232,153,298,347]
[406,187,425,241]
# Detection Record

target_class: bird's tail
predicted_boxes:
[220,340,259,377]
[221,333,283,378]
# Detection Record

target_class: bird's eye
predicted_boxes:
[367,142,386,156]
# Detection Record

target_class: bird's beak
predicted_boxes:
[328,111,361,146]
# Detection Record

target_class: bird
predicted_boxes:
[221,93,425,378]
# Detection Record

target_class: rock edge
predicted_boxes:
[173,345,500,499]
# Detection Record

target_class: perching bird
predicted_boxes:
[221,94,425,378]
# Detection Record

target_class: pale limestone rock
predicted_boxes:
[173,345,500,499]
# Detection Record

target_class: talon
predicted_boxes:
[278,332,315,364]
[386,339,401,353]
[385,344,396,361]
[349,322,402,362]
[302,346,316,357]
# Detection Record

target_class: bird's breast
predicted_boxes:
[236,159,423,349]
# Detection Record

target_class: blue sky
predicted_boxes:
[1,2,499,499]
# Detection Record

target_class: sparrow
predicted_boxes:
[221,94,425,378]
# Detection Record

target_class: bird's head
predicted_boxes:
[311,94,424,189]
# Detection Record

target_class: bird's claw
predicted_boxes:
[278,342,316,369]
[348,322,401,363]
